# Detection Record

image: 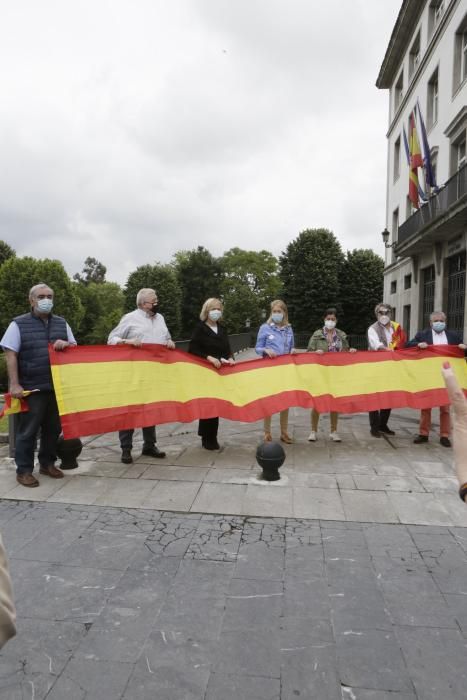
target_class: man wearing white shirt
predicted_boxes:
[406,311,466,447]
[108,288,175,463]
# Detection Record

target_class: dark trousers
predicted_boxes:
[197,418,219,441]
[15,391,61,475]
[119,426,156,450]
[369,409,391,431]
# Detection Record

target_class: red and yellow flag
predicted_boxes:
[0,393,31,418]
[409,111,423,209]
[50,345,467,440]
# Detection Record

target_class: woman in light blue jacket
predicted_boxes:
[255,299,295,443]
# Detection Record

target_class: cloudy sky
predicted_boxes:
[0,0,402,284]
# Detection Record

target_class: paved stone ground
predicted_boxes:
[1,349,467,698]
[1,502,467,699]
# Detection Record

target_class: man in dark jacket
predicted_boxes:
[406,310,466,447]
[1,284,76,486]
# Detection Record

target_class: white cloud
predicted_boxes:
[0,0,401,283]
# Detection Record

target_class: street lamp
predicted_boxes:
[381,228,396,249]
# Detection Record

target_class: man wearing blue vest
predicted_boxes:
[1,283,77,487]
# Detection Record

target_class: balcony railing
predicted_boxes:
[397,162,467,246]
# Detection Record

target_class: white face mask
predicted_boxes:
[209,309,222,322]
[379,315,390,326]
[324,320,336,330]
[37,298,54,314]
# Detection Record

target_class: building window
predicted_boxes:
[409,32,421,80]
[394,71,404,112]
[429,1,445,37]
[427,67,439,128]
[453,16,467,91]
[406,195,416,219]
[451,133,466,174]
[430,148,438,186]
[393,136,401,181]
[390,280,397,294]
[403,305,412,336]
[421,265,435,328]
[404,274,412,290]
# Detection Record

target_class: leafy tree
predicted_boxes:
[73,256,107,285]
[279,229,345,332]
[218,248,282,333]
[221,283,261,334]
[340,249,384,335]
[75,281,124,344]
[173,247,222,336]
[0,256,83,336]
[0,241,15,267]
[124,263,182,338]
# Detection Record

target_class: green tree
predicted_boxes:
[217,248,282,332]
[340,249,384,335]
[73,256,107,285]
[0,241,15,267]
[0,256,83,335]
[75,281,124,344]
[173,246,222,336]
[124,263,182,338]
[279,229,345,332]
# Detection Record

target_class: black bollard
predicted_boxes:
[255,441,285,481]
[56,435,83,470]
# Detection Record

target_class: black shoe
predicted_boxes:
[379,426,395,436]
[440,437,451,448]
[121,448,133,464]
[413,435,428,444]
[141,446,166,458]
[370,429,382,438]
[201,438,220,450]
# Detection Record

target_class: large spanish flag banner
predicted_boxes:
[50,345,466,440]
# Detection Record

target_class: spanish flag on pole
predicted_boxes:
[50,345,467,440]
[409,111,423,209]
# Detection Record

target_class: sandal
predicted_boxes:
[264,432,273,442]
[280,433,293,444]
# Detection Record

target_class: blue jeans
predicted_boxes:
[119,426,156,450]
[14,391,61,475]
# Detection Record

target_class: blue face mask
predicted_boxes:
[432,321,446,333]
[209,310,222,322]
[37,298,53,314]
[271,312,284,324]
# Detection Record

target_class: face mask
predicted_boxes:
[271,312,284,324]
[151,303,159,314]
[209,310,222,322]
[324,320,336,329]
[379,315,390,325]
[432,321,445,333]
[37,299,53,314]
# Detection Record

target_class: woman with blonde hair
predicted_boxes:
[255,299,295,443]
[188,298,235,450]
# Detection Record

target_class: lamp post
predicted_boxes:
[381,228,397,249]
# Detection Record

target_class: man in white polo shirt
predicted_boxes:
[108,287,175,464]
[406,310,466,447]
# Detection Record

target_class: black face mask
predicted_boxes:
[151,303,159,314]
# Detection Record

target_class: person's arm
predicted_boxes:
[53,323,77,351]
[405,331,424,348]
[107,315,141,347]
[340,331,349,351]
[4,350,23,398]
[0,535,16,649]
[289,328,295,354]
[255,325,268,356]
[441,362,467,502]
[307,332,317,352]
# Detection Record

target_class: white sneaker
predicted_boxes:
[330,432,341,442]
[308,431,317,442]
